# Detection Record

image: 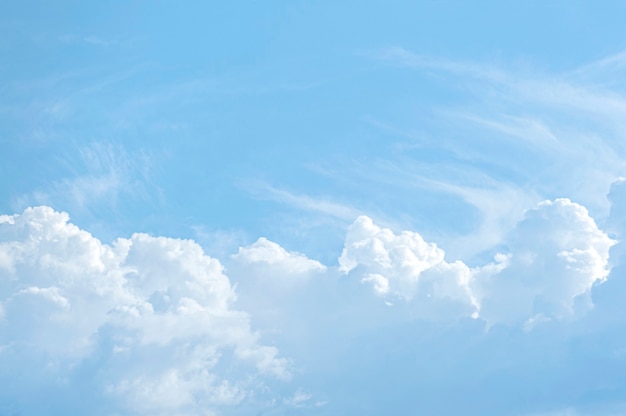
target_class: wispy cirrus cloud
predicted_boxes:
[244,181,362,222]
[355,47,626,244]
[12,142,159,219]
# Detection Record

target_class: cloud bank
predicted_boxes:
[0,186,623,415]
[339,198,613,325]
[0,207,287,415]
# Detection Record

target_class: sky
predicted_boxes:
[2,1,626,415]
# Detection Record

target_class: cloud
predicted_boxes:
[365,46,626,222]
[244,182,362,222]
[226,236,330,354]
[338,198,614,325]
[589,178,626,319]
[12,142,156,217]
[338,215,477,316]
[0,206,287,415]
[233,237,326,276]
[476,198,615,325]
[0,189,621,415]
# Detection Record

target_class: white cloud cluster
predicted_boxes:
[0,194,618,415]
[339,215,479,317]
[0,207,288,415]
[339,199,614,325]
[476,198,615,324]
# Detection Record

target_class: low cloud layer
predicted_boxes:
[0,184,624,415]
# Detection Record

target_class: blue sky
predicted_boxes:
[2,1,626,415]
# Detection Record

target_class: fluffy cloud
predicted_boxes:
[339,199,614,325]
[0,207,287,415]
[227,236,331,358]
[339,215,479,318]
[228,237,327,315]
[0,195,619,415]
[232,237,325,278]
[476,198,615,324]
[338,215,445,292]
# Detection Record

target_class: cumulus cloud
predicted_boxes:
[0,207,288,415]
[338,215,479,318]
[232,237,326,277]
[223,190,622,416]
[339,199,614,325]
[476,198,615,324]
[228,237,327,307]
[227,236,331,355]
[0,194,620,415]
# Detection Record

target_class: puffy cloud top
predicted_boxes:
[338,199,615,325]
[0,207,287,415]
[233,237,326,275]
[476,198,615,325]
[339,215,478,317]
[0,198,618,415]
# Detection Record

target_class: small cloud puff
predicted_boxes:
[338,215,481,318]
[232,237,326,275]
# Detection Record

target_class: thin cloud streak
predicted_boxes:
[244,182,362,222]
[366,46,626,215]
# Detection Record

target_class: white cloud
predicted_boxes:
[228,237,327,307]
[476,198,615,325]
[360,273,390,295]
[339,215,479,318]
[339,216,444,277]
[338,198,615,325]
[0,197,619,414]
[226,237,330,348]
[0,206,288,414]
[233,237,326,276]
